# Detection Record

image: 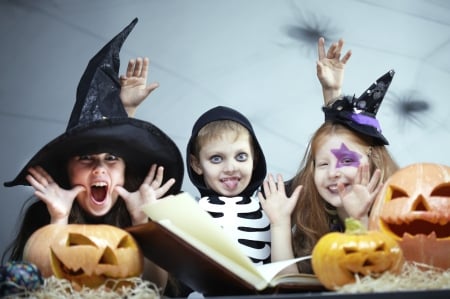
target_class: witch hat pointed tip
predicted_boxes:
[323,69,395,145]
[68,18,139,130]
[355,69,395,115]
[4,17,184,194]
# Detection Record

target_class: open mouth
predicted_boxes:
[328,184,338,192]
[381,218,450,239]
[221,177,240,189]
[91,182,107,204]
[327,183,349,194]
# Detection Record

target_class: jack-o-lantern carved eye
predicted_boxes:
[389,187,408,200]
[342,243,386,255]
[117,235,135,249]
[430,184,450,197]
[67,233,97,247]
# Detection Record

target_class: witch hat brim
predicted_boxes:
[4,118,184,194]
[4,18,184,195]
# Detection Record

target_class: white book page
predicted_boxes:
[255,256,312,283]
[141,193,261,277]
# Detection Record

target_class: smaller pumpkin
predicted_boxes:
[23,224,143,290]
[311,218,404,290]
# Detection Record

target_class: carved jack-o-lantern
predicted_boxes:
[312,218,403,290]
[369,163,450,269]
[24,224,143,289]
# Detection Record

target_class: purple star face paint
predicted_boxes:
[331,143,362,168]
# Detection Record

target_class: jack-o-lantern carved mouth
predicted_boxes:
[51,247,119,277]
[52,252,89,277]
[380,217,450,240]
[379,188,450,240]
[50,232,120,278]
[340,244,397,277]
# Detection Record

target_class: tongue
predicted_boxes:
[223,178,239,190]
[91,186,106,203]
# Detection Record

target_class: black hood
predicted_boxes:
[186,106,266,197]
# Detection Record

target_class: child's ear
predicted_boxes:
[190,154,203,175]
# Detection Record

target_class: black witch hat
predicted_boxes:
[4,18,184,195]
[323,69,395,145]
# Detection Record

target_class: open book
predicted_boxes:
[125,192,323,296]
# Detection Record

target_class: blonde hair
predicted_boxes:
[191,120,255,158]
[289,122,398,273]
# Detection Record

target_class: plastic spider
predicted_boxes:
[387,91,430,129]
[281,2,341,55]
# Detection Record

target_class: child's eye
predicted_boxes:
[105,154,120,161]
[236,153,248,162]
[316,161,328,168]
[210,155,223,164]
[341,157,355,165]
[77,154,92,161]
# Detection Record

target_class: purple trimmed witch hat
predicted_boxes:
[323,69,395,145]
[4,18,184,194]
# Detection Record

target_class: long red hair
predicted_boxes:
[288,122,398,273]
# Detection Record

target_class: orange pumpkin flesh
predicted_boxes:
[24,224,144,289]
[312,218,404,290]
[24,224,60,277]
[369,163,450,269]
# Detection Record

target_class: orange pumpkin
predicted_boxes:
[312,218,403,290]
[23,224,143,289]
[369,163,450,269]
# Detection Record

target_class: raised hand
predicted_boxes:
[317,37,352,105]
[143,164,176,199]
[120,57,159,117]
[115,164,176,225]
[258,173,301,226]
[259,173,302,268]
[26,166,85,224]
[337,164,382,227]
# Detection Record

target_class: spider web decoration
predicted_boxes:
[280,2,341,55]
[387,90,431,129]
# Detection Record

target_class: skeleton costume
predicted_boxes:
[186,106,271,265]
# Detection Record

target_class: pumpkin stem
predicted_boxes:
[345,218,367,235]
